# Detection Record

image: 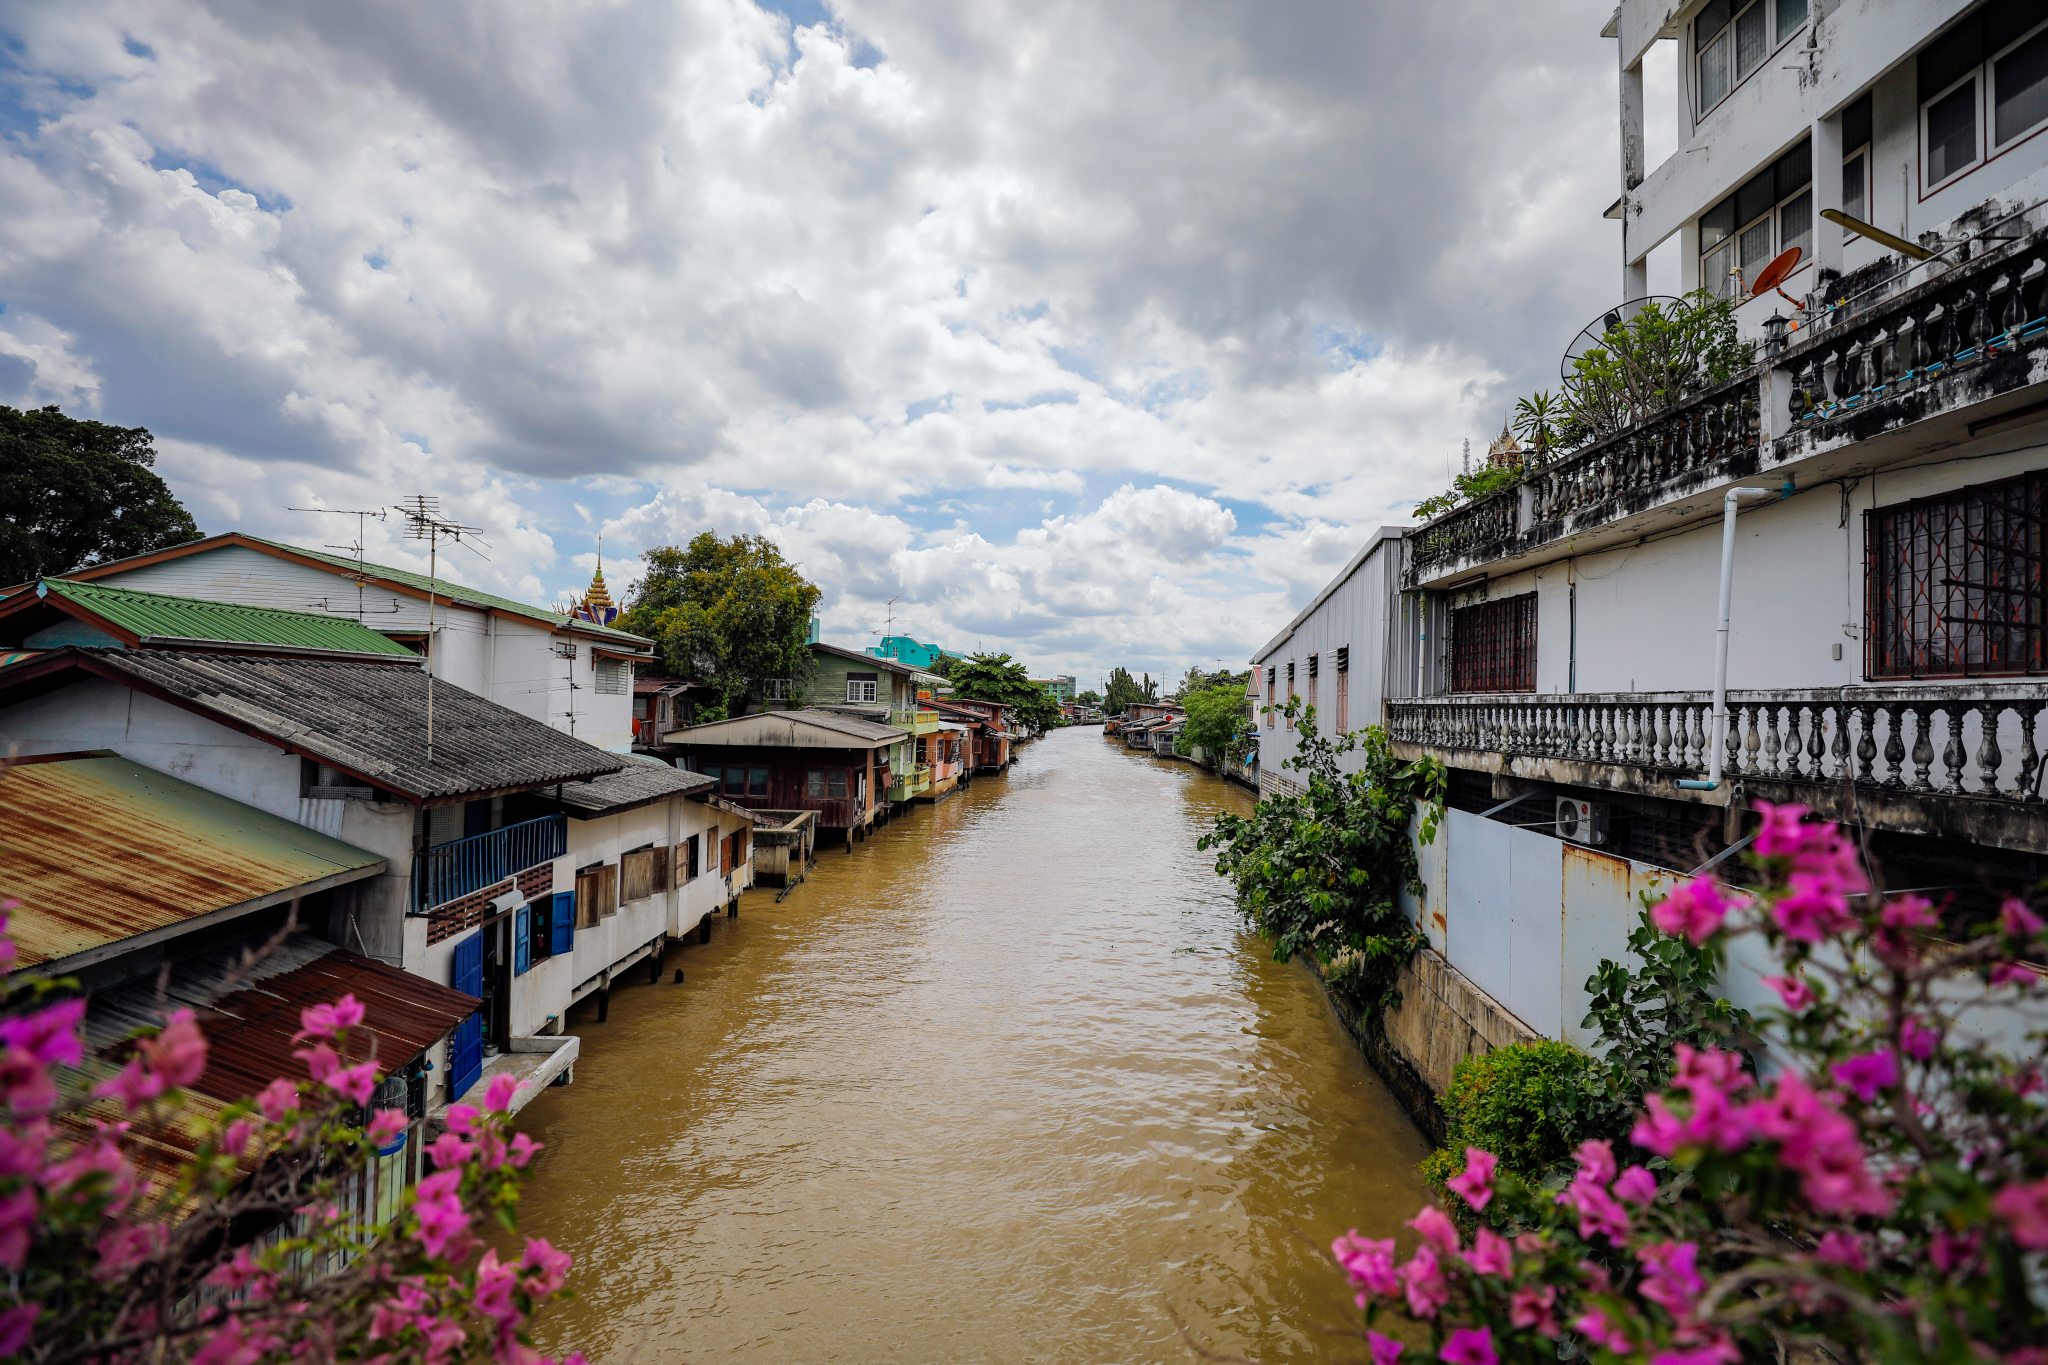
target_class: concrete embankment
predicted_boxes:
[1308,947,1539,1147]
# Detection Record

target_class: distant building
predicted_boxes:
[1032,675,1076,704]
[866,634,952,669]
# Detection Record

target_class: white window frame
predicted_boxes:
[1696,0,1809,120]
[846,678,877,704]
[1841,143,1869,237]
[1922,68,1984,193]
[764,678,789,701]
[1990,20,2048,153]
[593,658,628,695]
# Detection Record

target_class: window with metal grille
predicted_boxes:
[594,658,627,694]
[1865,471,2046,678]
[1450,593,1538,693]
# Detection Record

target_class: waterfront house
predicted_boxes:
[35,532,656,752]
[0,644,742,1113]
[925,696,1015,772]
[865,634,955,670]
[1256,0,2048,1088]
[663,706,909,842]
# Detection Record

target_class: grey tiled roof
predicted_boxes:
[66,648,624,800]
[554,755,714,816]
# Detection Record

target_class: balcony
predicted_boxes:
[1407,210,2048,590]
[411,815,567,914]
[1386,685,2048,853]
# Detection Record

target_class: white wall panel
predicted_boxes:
[1506,827,1565,1038]
[1445,810,1513,1010]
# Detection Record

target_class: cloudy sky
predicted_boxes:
[0,1,1667,689]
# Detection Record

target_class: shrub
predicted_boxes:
[1420,1042,1600,1205]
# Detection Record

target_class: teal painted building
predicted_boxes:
[867,635,953,669]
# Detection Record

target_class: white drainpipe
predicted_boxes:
[1678,485,1784,792]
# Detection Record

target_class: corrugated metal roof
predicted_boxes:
[29,578,418,657]
[242,535,656,648]
[1,753,388,968]
[53,649,626,800]
[555,754,714,816]
[669,706,908,746]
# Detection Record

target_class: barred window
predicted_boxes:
[1450,593,1538,693]
[1866,471,2046,679]
[594,659,628,694]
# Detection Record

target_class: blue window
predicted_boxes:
[550,891,574,956]
[514,904,531,976]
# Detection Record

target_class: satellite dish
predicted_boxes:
[1750,247,1801,297]
[1560,296,1680,385]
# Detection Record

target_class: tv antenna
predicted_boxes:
[287,505,392,622]
[391,496,490,769]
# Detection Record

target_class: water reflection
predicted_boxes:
[513,728,1432,1363]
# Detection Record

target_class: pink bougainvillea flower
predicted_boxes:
[412,1169,475,1263]
[292,994,366,1042]
[1750,800,1814,859]
[1761,974,1816,1012]
[1773,874,1857,943]
[1366,1331,1404,1365]
[1873,895,1939,965]
[1991,961,2038,988]
[520,1237,573,1296]
[1650,1343,1740,1365]
[1831,1049,1898,1104]
[219,1119,256,1158]
[1440,1327,1498,1365]
[2002,897,2046,938]
[1574,1138,1617,1186]
[507,1131,542,1168]
[366,1109,408,1145]
[473,1248,523,1328]
[426,1131,474,1175]
[0,1188,36,1270]
[1930,1227,1981,1272]
[1813,1230,1867,1273]
[1557,1173,1631,1243]
[95,1059,166,1111]
[327,1061,380,1107]
[1632,1094,1690,1157]
[1445,1146,1497,1210]
[1332,1232,1400,1301]
[1397,1247,1449,1318]
[94,1224,163,1280]
[0,998,85,1068]
[0,1304,39,1357]
[1510,1283,1559,1337]
[1613,1165,1658,1204]
[1573,1309,1633,1354]
[1901,1017,1942,1061]
[483,1072,527,1113]
[141,1010,208,1089]
[1406,1204,1460,1254]
[1464,1227,1512,1278]
[1637,1241,1704,1317]
[1651,877,1737,944]
[256,1079,299,1122]
[1753,1080,1892,1216]
[1994,1177,2048,1249]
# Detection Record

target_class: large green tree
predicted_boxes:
[1179,681,1254,760]
[1102,666,1158,714]
[948,652,1063,733]
[618,532,821,716]
[0,405,201,584]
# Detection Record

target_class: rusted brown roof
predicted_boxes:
[1,752,388,969]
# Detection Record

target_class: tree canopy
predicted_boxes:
[1179,681,1254,759]
[617,532,821,716]
[1102,666,1158,715]
[947,652,1063,733]
[0,405,201,584]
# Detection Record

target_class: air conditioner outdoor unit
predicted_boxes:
[1555,797,1609,846]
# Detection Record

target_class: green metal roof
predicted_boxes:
[244,535,654,648]
[35,578,418,657]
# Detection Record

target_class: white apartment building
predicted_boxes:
[1258,0,2047,1063]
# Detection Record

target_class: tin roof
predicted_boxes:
[668,706,908,748]
[2,649,625,802]
[1,752,389,969]
[3,578,418,659]
[554,754,714,817]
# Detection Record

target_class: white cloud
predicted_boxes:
[0,0,1621,683]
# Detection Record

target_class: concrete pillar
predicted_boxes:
[1812,112,1845,297]
[1620,53,1646,303]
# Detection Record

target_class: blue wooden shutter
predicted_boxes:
[447,1013,483,1103]
[451,931,483,999]
[551,891,574,955]
[513,904,531,976]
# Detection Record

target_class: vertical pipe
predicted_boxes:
[1681,488,1775,790]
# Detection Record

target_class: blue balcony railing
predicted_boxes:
[411,814,567,914]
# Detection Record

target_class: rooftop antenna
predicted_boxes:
[1461,438,1470,477]
[392,495,489,770]
[287,505,390,622]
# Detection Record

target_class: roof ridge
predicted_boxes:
[47,576,392,627]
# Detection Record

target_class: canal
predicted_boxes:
[514,725,1433,1363]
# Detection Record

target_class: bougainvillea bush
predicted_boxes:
[0,903,579,1365]
[1328,801,2047,1364]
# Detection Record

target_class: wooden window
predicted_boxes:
[1866,471,2046,678]
[1265,669,1275,730]
[719,833,734,878]
[805,770,825,798]
[1285,662,1295,730]
[1450,593,1538,693]
[1336,667,1350,734]
[747,767,769,797]
[680,834,700,883]
[599,865,617,917]
[574,866,603,929]
[621,847,658,903]
[828,770,847,798]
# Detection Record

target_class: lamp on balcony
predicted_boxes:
[1762,311,1790,359]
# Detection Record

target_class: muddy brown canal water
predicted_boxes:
[514,726,1433,1364]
